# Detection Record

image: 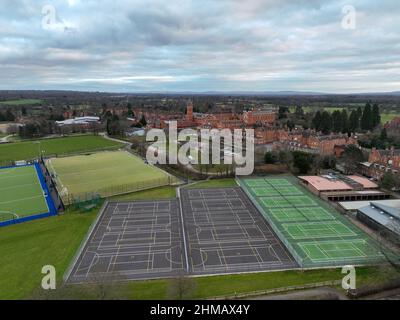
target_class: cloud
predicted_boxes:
[0,0,399,92]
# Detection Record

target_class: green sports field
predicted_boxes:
[46,151,175,204]
[239,176,385,267]
[0,135,124,164]
[0,99,42,106]
[0,165,48,221]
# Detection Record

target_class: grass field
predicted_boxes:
[239,176,385,267]
[46,150,174,203]
[0,135,124,163]
[0,188,397,299]
[381,112,400,124]
[186,178,238,189]
[0,165,48,221]
[0,99,42,106]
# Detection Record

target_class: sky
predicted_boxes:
[0,0,399,93]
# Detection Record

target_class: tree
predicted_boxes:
[340,109,349,133]
[349,110,360,132]
[320,111,332,135]
[264,151,278,164]
[312,110,322,131]
[341,145,364,174]
[380,127,388,141]
[295,105,304,118]
[322,155,337,169]
[5,109,15,121]
[292,151,313,174]
[278,106,289,119]
[286,120,295,131]
[371,103,381,128]
[361,102,373,131]
[332,110,343,133]
[138,115,147,127]
[278,150,293,169]
[167,273,197,300]
[379,172,400,190]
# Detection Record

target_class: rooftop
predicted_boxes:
[299,174,378,192]
[358,202,400,236]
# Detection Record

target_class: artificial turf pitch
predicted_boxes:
[46,151,173,203]
[0,165,48,221]
[239,177,384,267]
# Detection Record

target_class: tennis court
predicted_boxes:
[269,208,307,222]
[274,185,304,196]
[260,196,290,208]
[238,176,385,267]
[283,221,357,240]
[46,151,175,204]
[298,239,383,263]
[0,164,56,225]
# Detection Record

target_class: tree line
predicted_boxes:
[311,102,380,135]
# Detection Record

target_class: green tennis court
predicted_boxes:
[286,195,317,207]
[275,185,304,195]
[269,208,307,222]
[259,196,291,208]
[283,221,357,240]
[298,239,383,263]
[266,179,292,187]
[243,179,269,187]
[238,176,385,267]
[0,165,48,220]
[297,207,334,221]
[251,186,281,197]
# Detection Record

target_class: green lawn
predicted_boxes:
[186,178,237,188]
[0,135,124,163]
[46,150,173,203]
[0,165,48,220]
[381,112,400,124]
[0,99,42,106]
[1,200,397,300]
[108,185,177,201]
[0,208,98,299]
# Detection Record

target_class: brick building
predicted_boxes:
[361,147,400,179]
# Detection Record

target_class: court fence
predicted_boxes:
[209,279,343,300]
[59,175,181,206]
[236,177,387,269]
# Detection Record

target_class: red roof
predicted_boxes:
[299,176,353,191]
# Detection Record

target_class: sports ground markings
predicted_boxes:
[265,178,292,187]
[274,185,304,196]
[285,195,317,207]
[282,221,357,240]
[180,187,297,275]
[238,176,385,267]
[67,200,185,283]
[243,179,269,187]
[259,196,291,208]
[297,207,334,221]
[298,239,384,263]
[250,186,281,197]
[269,208,307,222]
[0,164,49,219]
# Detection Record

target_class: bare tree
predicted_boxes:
[167,272,197,300]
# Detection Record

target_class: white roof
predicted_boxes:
[339,199,400,211]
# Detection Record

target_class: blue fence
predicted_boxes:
[0,163,58,227]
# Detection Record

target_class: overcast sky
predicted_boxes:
[0,0,399,93]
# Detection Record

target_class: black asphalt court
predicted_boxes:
[180,187,297,275]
